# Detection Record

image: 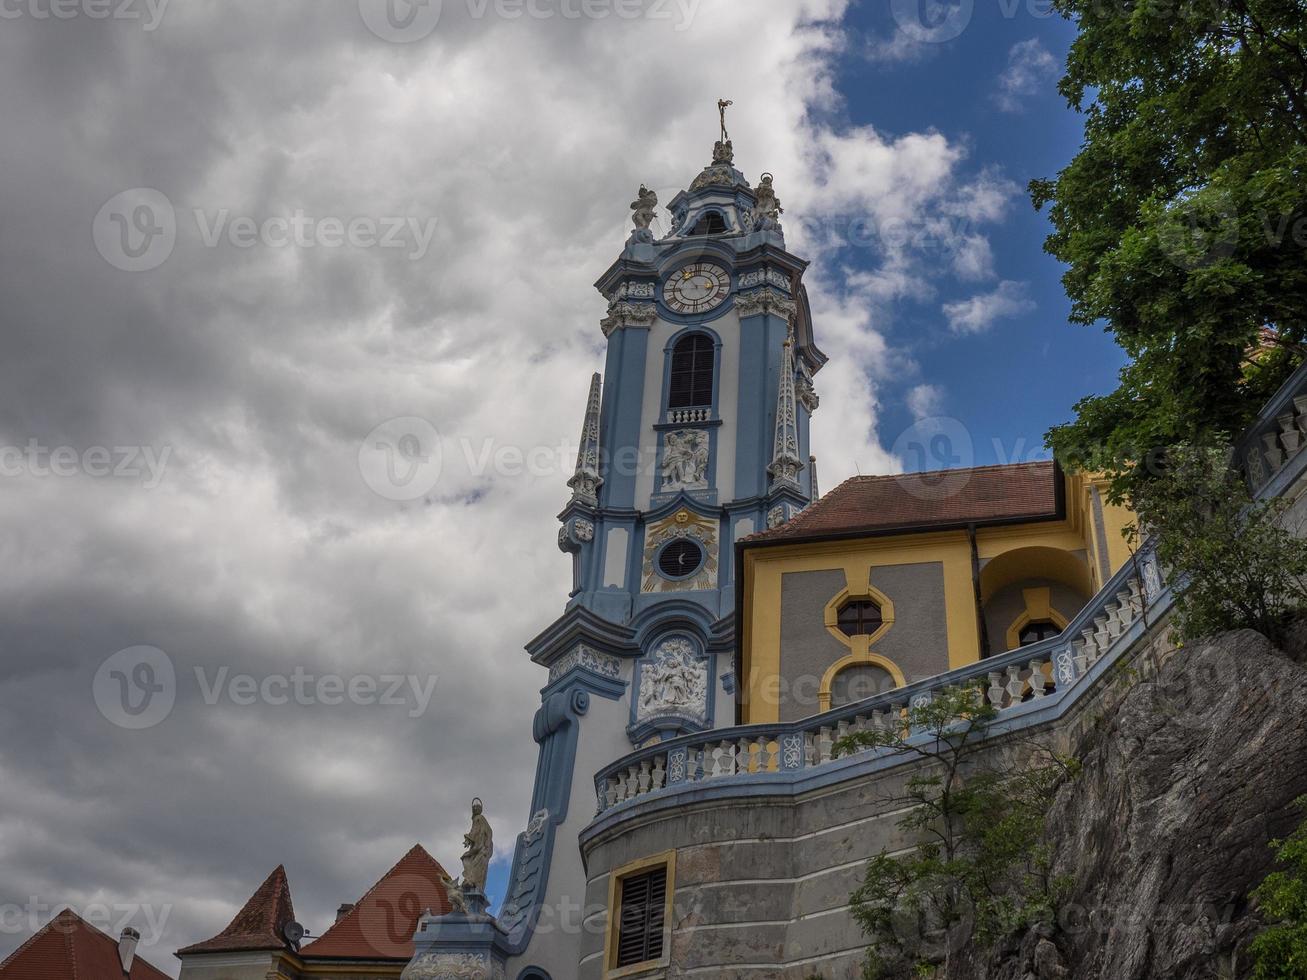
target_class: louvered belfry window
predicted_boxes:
[615,865,668,968]
[668,334,714,409]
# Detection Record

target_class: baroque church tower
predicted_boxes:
[482,111,827,979]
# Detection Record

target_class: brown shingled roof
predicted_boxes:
[0,908,172,980]
[178,864,295,955]
[297,845,452,962]
[745,461,1060,543]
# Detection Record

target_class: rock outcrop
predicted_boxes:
[959,626,1307,980]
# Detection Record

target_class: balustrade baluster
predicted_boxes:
[1028,660,1048,698]
[711,747,731,778]
[1281,412,1303,456]
[1081,628,1099,665]
[1072,639,1089,676]
[1005,665,1023,706]
[638,761,651,794]
[652,756,665,790]
[1127,579,1144,615]
[1094,614,1111,651]
[737,738,751,775]
[987,671,1004,706]
[1116,590,1134,629]
[814,727,830,764]
[1263,431,1285,469]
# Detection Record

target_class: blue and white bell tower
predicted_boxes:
[432,115,827,980]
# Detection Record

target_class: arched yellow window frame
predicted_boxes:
[819,651,907,712]
[1004,586,1070,650]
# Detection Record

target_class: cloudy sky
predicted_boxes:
[0,0,1124,973]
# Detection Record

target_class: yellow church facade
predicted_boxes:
[736,461,1133,725]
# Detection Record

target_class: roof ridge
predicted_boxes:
[844,459,1053,484]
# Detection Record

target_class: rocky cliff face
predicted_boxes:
[959,626,1307,980]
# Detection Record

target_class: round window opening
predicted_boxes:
[836,599,883,637]
[658,539,705,578]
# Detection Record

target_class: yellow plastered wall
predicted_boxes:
[739,471,1135,725]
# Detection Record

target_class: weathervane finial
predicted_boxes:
[717,99,733,143]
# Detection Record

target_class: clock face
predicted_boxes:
[663,263,731,316]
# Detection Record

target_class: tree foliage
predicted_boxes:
[834,687,1076,979]
[1032,0,1307,498]
[1252,798,1307,977]
[1128,441,1307,643]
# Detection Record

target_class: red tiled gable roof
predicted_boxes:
[298,845,452,961]
[177,864,295,955]
[745,461,1060,543]
[0,908,172,980]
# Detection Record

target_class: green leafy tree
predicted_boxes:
[834,687,1076,979]
[1128,441,1307,644]
[1032,0,1307,498]
[1251,798,1307,977]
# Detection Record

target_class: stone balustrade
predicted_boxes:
[594,549,1164,815]
[1240,364,1307,493]
[666,407,712,425]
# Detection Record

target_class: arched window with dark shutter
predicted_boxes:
[668,334,714,409]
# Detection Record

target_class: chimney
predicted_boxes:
[335,903,355,922]
[118,927,140,974]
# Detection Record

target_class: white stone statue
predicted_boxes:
[661,430,709,491]
[753,173,784,231]
[460,798,493,893]
[637,638,708,722]
[629,185,658,244]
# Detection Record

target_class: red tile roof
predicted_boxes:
[298,845,452,962]
[745,461,1060,543]
[177,864,296,955]
[0,908,172,980]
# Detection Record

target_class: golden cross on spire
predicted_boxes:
[718,99,733,144]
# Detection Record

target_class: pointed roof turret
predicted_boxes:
[298,844,452,961]
[767,338,804,492]
[177,865,296,955]
[567,373,603,507]
[0,908,172,980]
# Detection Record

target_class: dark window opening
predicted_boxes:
[668,334,715,409]
[1019,620,1061,646]
[689,211,728,235]
[658,540,704,579]
[836,599,883,637]
[615,866,667,968]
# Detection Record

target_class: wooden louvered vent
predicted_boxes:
[615,866,667,968]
